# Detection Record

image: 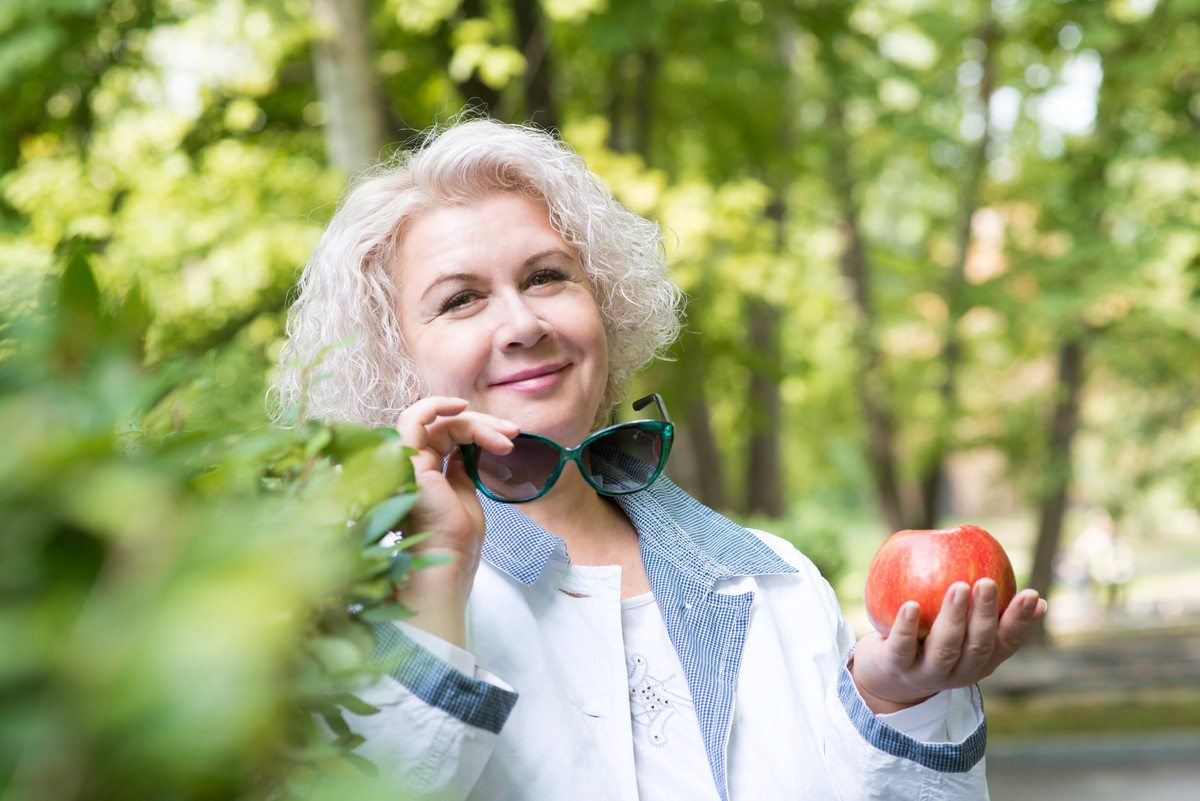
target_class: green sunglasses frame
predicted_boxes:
[460,394,674,504]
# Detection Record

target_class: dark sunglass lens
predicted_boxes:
[472,435,562,501]
[584,427,665,493]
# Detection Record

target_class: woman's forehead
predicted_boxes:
[392,194,579,283]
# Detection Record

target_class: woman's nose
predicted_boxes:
[496,293,550,348]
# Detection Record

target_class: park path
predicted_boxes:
[986,731,1200,800]
[981,612,1200,800]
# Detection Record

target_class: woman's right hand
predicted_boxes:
[392,396,520,648]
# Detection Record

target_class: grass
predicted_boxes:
[986,687,1200,739]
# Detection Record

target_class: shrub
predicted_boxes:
[1,252,419,801]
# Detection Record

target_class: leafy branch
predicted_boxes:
[1,254,420,801]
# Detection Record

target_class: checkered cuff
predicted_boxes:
[837,653,986,772]
[371,622,518,734]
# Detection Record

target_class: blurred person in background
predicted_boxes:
[1059,507,1134,610]
[271,118,1047,801]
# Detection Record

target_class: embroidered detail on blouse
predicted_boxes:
[627,652,697,748]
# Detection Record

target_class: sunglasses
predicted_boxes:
[460,394,674,504]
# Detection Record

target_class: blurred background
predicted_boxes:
[2,0,1199,799]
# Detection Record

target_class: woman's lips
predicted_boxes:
[490,364,568,392]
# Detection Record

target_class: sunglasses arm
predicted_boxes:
[632,393,671,425]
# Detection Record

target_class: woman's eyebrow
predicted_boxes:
[418,273,475,303]
[418,248,579,302]
[523,248,573,265]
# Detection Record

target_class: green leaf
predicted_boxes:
[306,636,367,675]
[392,529,435,550]
[325,422,403,460]
[356,491,418,546]
[329,441,414,514]
[304,425,334,460]
[348,578,393,605]
[112,280,150,359]
[330,692,380,717]
[385,550,413,580]
[409,553,456,570]
[54,246,101,365]
[57,247,101,314]
[336,733,366,752]
[343,750,380,777]
[357,604,414,623]
[321,710,352,739]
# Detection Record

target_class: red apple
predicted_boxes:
[863,524,1017,638]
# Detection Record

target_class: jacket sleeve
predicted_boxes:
[755,529,991,799]
[343,621,519,801]
[823,602,990,799]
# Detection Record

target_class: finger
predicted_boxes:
[404,448,485,540]
[445,450,484,502]
[884,601,922,668]
[397,395,469,434]
[445,452,486,528]
[954,579,1001,677]
[395,396,469,455]
[396,398,519,468]
[397,397,520,443]
[995,589,1044,655]
[423,411,520,457]
[967,589,1046,680]
[1020,589,1048,622]
[922,582,970,674]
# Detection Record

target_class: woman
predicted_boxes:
[272,119,1046,800]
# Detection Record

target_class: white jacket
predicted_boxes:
[348,476,989,800]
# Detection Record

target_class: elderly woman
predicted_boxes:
[272,119,1045,800]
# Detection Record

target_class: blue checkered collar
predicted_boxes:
[478,474,796,586]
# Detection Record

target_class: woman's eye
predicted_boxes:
[439,290,479,313]
[528,269,568,287]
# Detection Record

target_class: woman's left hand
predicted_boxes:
[848,579,1047,714]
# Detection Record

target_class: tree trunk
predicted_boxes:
[825,94,906,534]
[917,17,998,529]
[744,295,784,517]
[740,23,801,520]
[662,363,728,513]
[838,207,906,535]
[310,0,389,176]
[511,0,557,129]
[606,35,719,507]
[1025,337,1086,646]
[1017,7,1164,644]
[606,50,659,159]
[686,392,728,511]
[457,0,504,116]
[630,48,657,159]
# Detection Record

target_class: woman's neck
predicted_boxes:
[519,469,629,551]
[518,469,650,597]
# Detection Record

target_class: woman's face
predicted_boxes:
[393,192,609,445]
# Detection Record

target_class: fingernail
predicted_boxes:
[904,603,920,623]
[954,583,969,605]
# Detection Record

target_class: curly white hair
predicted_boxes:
[269,118,683,427]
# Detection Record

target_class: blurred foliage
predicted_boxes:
[2,0,1197,530]
[0,252,424,801]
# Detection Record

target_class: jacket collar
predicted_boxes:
[479,474,795,586]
